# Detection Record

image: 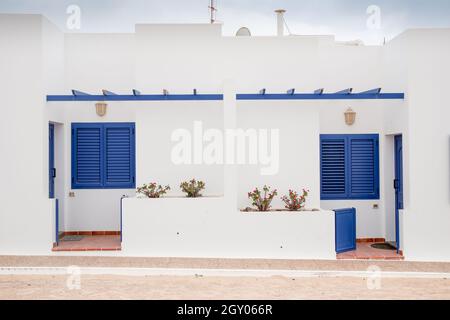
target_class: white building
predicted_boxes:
[0,13,449,261]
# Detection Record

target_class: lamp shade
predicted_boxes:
[344,108,356,126]
[95,102,107,117]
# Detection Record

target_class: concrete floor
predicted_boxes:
[2,256,450,272]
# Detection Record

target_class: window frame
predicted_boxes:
[71,122,136,190]
[320,134,380,201]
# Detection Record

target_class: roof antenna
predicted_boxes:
[209,0,217,24]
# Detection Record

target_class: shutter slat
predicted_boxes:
[105,127,133,184]
[350,138,376,196]
[75,127,102,186]
[72,123,135,189]
[321,134,379,200]
[321,138,346,197]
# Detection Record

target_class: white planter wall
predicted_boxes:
[122,198,336,259]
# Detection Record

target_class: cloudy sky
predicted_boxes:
[1,0,449,44]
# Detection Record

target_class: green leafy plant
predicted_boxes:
[180,179,206,198]
[248,186,278,212]
[281,189,309,211]
[137,183,171,198]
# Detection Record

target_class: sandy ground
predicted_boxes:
[1,256,450,300]
[1,274,449,300]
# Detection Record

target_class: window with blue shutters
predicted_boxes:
[72,123,135,189]
[320,134,379,200]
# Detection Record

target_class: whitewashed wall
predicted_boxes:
[4,15,450,261]
[398,30,450,261]
[47,101,226,231]
[0,15,55,254]
[51,24,397,235]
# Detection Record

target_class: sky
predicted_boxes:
[1,0,449,44]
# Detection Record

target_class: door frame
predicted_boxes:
[49,123,55,199]
[394,135,403,253]
[49,123,60,245]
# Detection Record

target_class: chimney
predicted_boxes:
[275,9,286,37]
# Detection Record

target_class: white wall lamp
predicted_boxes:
[344,108,356,126]
[95,102,107,117]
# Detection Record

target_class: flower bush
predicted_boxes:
[180,179,206,198]
[281,189,309,211]
[137,183,171,198]
[248,185,278,212]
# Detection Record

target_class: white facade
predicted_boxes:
[0,14,449,261]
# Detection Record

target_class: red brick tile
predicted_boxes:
[105,231,121,236]
[78,231,93,236]
[337,242,404,261]
[53,235,121,252]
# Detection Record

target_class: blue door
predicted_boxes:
[49,123,55,199]
[394,135,404,253]
[335,208,357,253]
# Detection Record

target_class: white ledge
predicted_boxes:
[121,197,335,259]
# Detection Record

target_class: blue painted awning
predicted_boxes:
[47,88,405,102]
[47,94,224,102]
[236,93,404,100]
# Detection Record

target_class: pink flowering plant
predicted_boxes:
[248,185,278,212]
[137,183,171,198]
[281,189,309,211]
[180,179,206,198]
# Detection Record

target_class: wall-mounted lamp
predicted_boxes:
[344,107,356,126]
[95,102,107,117]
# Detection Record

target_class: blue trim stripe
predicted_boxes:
[48,94,224,102]
[236,93,404,100]
[47,92,404,102]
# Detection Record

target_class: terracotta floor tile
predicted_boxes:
[337,242,403,261]
[53,235,121,252]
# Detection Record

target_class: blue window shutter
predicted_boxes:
[320,136,347,200]
[349,135,379,199]
[72,123,135,189]
[104,123,136,188]
[72,124,103,189]
[320,134,379,200]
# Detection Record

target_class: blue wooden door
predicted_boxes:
[335,208,356,253]
[394,135,403,253]
[49,123,55,199]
